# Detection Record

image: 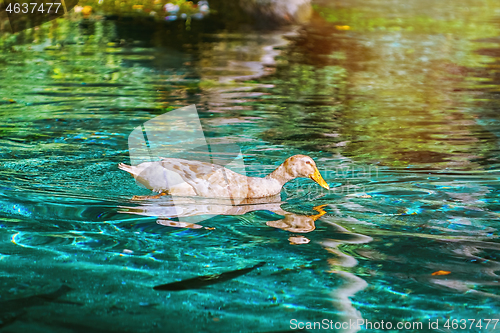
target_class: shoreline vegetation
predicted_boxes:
[0,0,314,35]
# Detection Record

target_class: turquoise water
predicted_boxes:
[1,0,500,332]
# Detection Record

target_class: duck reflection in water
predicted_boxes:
[119,197,373,331]
[119,194,326,244]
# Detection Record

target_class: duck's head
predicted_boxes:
[283,155,329,190]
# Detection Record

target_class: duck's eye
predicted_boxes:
[306,161,311,164]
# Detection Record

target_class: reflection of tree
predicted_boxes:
[258,4,500,168]
[340,45,497,168]
[469,17,500,167]
[259,14,374,152]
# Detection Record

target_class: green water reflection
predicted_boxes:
[1,0,500,332]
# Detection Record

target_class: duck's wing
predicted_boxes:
[159,158,249,198]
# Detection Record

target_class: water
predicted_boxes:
[1,0,500,332]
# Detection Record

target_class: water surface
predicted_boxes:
[1,1,500,332]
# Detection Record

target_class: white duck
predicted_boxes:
[118,154,329,199]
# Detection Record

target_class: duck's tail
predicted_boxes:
[118,163,138,176]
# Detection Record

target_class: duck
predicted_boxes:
[118,154,329,199]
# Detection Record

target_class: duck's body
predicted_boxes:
[118,154,328,199]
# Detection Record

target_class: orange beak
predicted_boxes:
[309,168,329,190]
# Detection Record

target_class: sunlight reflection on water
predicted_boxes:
[1,0,500,331]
